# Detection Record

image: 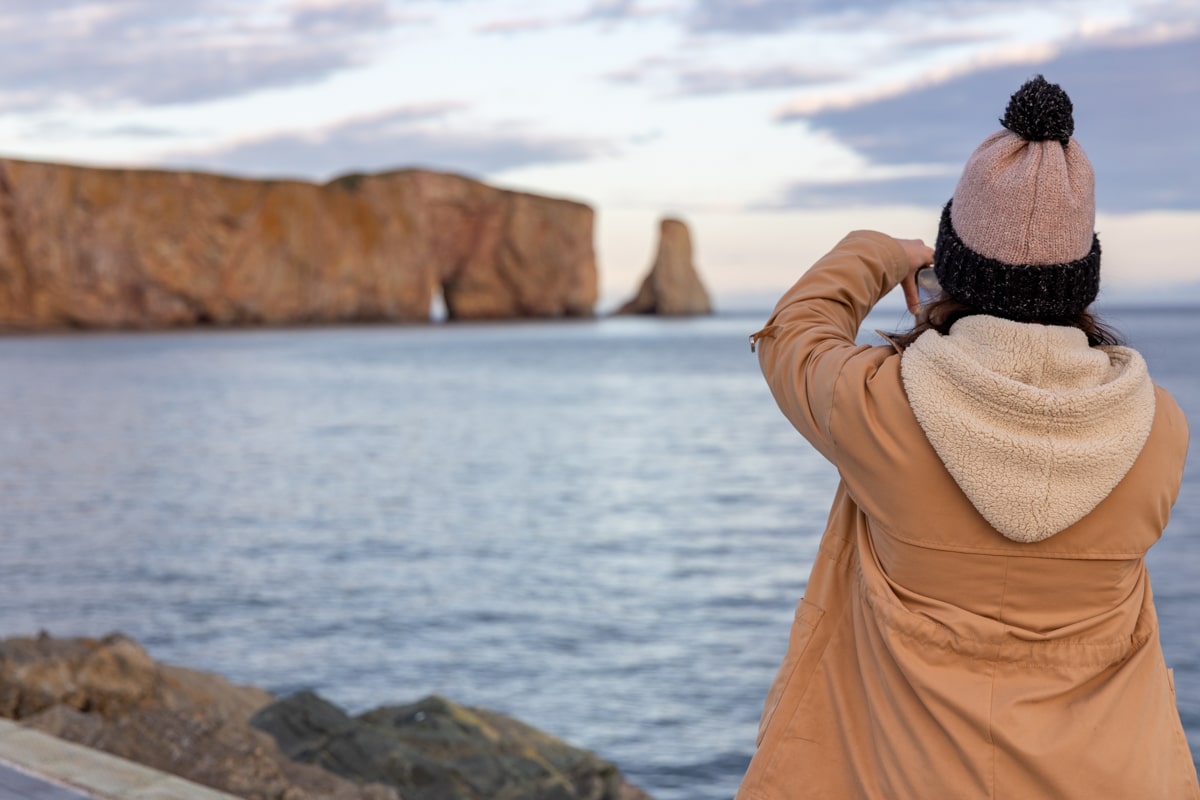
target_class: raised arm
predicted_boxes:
[750,231,931,460]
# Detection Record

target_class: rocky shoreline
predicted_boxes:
[0,632,652,800]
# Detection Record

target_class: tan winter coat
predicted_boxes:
[740,231,1198,799]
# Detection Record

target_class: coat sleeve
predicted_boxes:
[751,230,911,462]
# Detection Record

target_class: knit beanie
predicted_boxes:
[933,75,1100,321]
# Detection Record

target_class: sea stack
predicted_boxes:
[616,217,712,316]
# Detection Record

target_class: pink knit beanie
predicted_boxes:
[932,75,1100,321]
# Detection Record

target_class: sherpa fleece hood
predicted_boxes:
[900,314,1156,543]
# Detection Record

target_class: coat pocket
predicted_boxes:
[756,597,825,746]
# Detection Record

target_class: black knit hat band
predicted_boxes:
[933,201,1101,322]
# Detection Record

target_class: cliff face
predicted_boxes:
[0,159,597,329]
[616,218,711,316]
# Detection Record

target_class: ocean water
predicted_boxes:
[0,306,1197,800]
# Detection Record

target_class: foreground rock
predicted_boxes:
[0,632,396,799]
[0,158,596,329]
[616,218,712,316]
[252,691,651,800]
[0,633,651,800]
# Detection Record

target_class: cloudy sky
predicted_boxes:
[0,0,1196,307]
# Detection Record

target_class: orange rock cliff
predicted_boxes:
[0,159,597,329]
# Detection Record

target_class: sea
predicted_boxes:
[1,305,1198,800]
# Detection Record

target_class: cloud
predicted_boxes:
[575,0,667,23]
[893,28,1004,49]
[675,65,848,95]
[685,0,906,34]
[602,56,678,86]
[477,0,670,35]
[163,105,610,179]
[773,174,956,209]
[604,56,845,96]
[96,124,188,139]
[476,16,557,35]
[776,32,1200,211]
[0,0,406,110]
[682,0,1195,36]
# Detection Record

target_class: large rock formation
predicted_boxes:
[616,218,711,316]
[0,158,596,329]
[0,633,652,800]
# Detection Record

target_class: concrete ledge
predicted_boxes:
[0,718,240,800]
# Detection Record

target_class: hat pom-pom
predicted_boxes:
[1000,75,1074,145]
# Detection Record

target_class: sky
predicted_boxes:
[0,0,1196,309]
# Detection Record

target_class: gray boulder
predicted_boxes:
[251,691,652,800]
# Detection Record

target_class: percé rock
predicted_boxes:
[0,158,597,329]
[0,633,652,800]
[251,691,652,800]
[616,218,711,316]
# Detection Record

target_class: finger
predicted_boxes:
[909,242,933,269]
[902,275,921,315]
